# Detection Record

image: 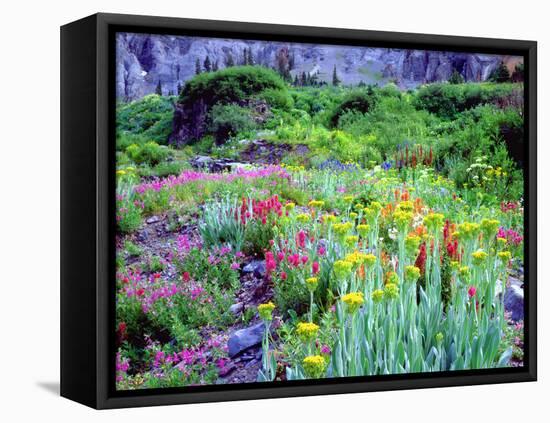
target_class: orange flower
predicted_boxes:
[358,264,365,279]
[401,190,410,202]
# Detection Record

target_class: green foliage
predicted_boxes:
[413,82,517,119]
[208,104,257,144]
[448,69,465,84]
[116,94,175,144]
[174,247,240,291]
[329,88,379,127]
[488,61,511,83]
[125,141,171,166]
[243,219,275,257]
[179,65,287,108]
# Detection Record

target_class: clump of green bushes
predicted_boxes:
[412,82,518,119]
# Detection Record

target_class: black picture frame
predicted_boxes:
[61,12,537,409]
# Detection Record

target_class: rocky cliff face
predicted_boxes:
[116,32,517,101]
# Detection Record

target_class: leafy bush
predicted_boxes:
[116,94,175,144]
[413,82,517,119]
[125,141,171,166]
[179,65,287,107]
[208,104,257,144]
[328,88,379,127]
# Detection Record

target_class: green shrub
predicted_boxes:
[413,82,517,119]
[328,88,379,127]
[208,104,257,144]
[116,94,175,144]
[179,65,287,107]
[125,141,171,166]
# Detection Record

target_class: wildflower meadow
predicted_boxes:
[115,36,525,389]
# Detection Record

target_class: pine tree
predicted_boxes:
[213,59,219,72]
[195,58,202,75]
[489,61,511,83]
[449,69,465,84]
[332,65,340,86]
[177,82,182,95]
[247,48,254,66]
[300,72,306,86]
[293,75,299,86]
[204,55,211,72]
[155,80,162,96]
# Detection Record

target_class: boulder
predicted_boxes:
[227,322,266,357]
[504,276,524,321]
[242,260,266,279]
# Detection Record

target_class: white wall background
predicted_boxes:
[1,0,546,420]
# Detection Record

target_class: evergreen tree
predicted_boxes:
[155,80,162,96]
[332,65,340,86]
[293,74,299,86]
[177,82,182,95]
[448,69,465,84]
[204,55,211,72]
[195,58,202,75]
[488,61,511,83]
[213,59,219,72]
[276,48,292,81]
[300,71,306,86]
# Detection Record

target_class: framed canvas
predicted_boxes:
[60,13,537,409]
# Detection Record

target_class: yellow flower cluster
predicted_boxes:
[305,277,319,292]
[333,260,353,278]
[345,235,359,247]
[296,322,320,342]
[480,218,500,239]
[456,222,480,243]
[424,213,445,232]
[343,195,354,204]
[371,289,384,303]
[394,210,413,232]
[385,271,399,286]
[333,222,353,236]
[285,202,296,211]
[302,355,326,378]
[349,212,358,220]
[404,265,421,282]
[497,251,512,263]
[308,200,325,209]
[396,201,414,213]
[384,283,399,300]
[342,292,365,313]
[459,265,470,279]
[323,214,338,224]
[357,224,370,237]
[405,234,421,255]
[258,302,275,321]
[296,213,311,223]
[472,250,488,266]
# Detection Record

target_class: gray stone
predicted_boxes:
[229,302,244,315]
[227,322,266,357]
[242,260,266,279]
[504,277,524,321]
[146,215,161,224]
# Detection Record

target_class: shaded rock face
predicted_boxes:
[169,98,209,145]
[116,32,517,102]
